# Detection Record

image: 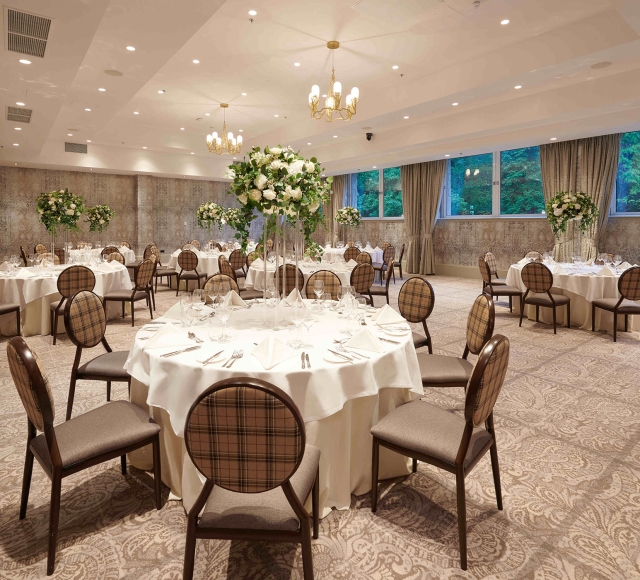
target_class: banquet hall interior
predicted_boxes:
[1,0,640,578]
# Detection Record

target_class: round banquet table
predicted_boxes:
[506,263,640,331]
[0,262,133,336]
[245,261,353,293]
[168,249,231,277]
[69,246,136,265]
[323,246,384,264]
[125,300,423,516]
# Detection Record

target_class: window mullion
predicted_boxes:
[492,151,500,216]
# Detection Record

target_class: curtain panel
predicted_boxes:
[324,174,347,246]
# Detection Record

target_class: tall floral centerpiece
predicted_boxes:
[36,189,86,258]
[546,192,598,260]
[196,202,227,232]
[336,206,362,244]
[85,204,115,233]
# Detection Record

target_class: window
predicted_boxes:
[500,146,545,215]
[614,131,640,213]
[447,153,493,216]
[350,167,403,218]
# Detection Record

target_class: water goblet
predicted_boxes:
[288,301,306,349]
[321,292,333,311]
[313,279,325,306]
[216,301,232,343]
[192,289,205,311]
[27,254,35,267]
[219,280,231,302]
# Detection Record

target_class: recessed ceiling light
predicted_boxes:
[241,92,247,96]
[16,101,25,106]
[191,152,194,154]
[19,59,31,64]
[514,85,522,89]
[501,19,510,25]
[248,10,257,16]
[322,94,327,98]
[87,140,91,143]
[13,143,19,146]
[158,89,165,94]
[14,127,21,130]
[98,87,106,91]
[322,174,326,177]
[90,168,93,171]
[134,111,139,115]
[452,102,459,106]
[445,154,450,157]
[85,108,91,111]
[192,59,200,64]
[274,114,279,117]
[373,165,377,168]
[294,62,301,67]
[392,65,399,70]
[180,127,185,130]
[126,46,136,51]
[233,157,237,160]
[205,113,210,116]
[143,146,147,149]
[15,163,17,165]
[403,116,409,119]
[67,133,73,136]
[239,129,243,132]
[550,137,557,141]
[333,135,338,138]
[307,142,312,145]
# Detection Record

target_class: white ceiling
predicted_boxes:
[2,0,640,178]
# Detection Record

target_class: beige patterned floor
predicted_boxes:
[1,275,639,579]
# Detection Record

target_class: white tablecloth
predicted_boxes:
[69,246,136,265]
[323,246,384,264]
[125,301,422,516]
[506,263,640,331]
[0,263,133,336]
[246,262,353,293]
[168,249,231,277]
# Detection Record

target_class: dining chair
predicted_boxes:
[482,252,507,290]
[20,245,29,267]
[120,241,131,249]
[381,242,390,250]
[344,246,360,262]
[229,249,247,280]
[277,264,305,295]
[266,239,274,251]
[7,336,162,576]
[218,257,264,300]
[397,277,435,352]
[478,257,521,313]
[350,263,375,305]
[519,262,570,334]
[373,246,396,284]
[182,377,320,580]
[371,334,509,570]
[305,270,342,300]
[64,291,133,420]
[204,273,240,302]
[176,249,207,295]
[0,303,21,336]
[189,240,201,250]
[41,252,60,265]
[418,294,494,390]
[246,251,262,268]
[393,244,406,280]
[101,245,119,258]
[591,265,640,342]
[368,259,394,305]
[102,259,155,326]
[355,252,372,265]
[49,265,96,345]
[34,243,47,254]
[523,250,543,262]
[108,251,125,264]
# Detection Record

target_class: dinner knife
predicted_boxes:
[328,349,353,362]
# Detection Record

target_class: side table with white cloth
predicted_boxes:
[245,260,355,293]
[125,300,423,517]
[168,249,231,279]
[323,245,384,265]
[506,262,640,331]
[69,246,136,266]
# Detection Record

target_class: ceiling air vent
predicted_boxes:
[7,106,32,123]
[65,142,88,154]
[6,8,52,58]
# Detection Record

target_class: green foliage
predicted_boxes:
[37,189,86,235]
[354,170,379,217]
[383,167,403,217]
[500,146,545,214]
[616,131,640,212]
[85,204,115,232]
[449,154,493,215]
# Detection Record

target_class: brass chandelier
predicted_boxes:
[309,41,359,122]
[206,103,243,155]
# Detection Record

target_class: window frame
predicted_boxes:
[609,131,640,217]
[349,168,404,221]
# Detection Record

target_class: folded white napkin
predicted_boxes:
[597,266,616,277]
[142,322,193,350]
[365,245,373,250]
[172,250,181,257]
[373,246,382,252]
[162,302,184,320]
[517,258,529,266]
[332,262,347,272]
[285,288,304,306]
[345,328,384,353]
[252,336,297,370]
[0,262,10,272]
[325,243,332,248]
[16,268,35,278]
[618,262,632,270]
[346,259,358,268]
[251,258,264,269]
[552,264,566,275]
[372,304,406,325]
[226,290,248,308]
[584,258,594,266]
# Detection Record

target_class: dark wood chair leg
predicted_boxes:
[66,377,77,421]
[385,292,390,305]
[47,474,62,576]
[52,311,58,345]
[426,328,433,355]
[509,295,512,313]
[153,437,162,510]
[148,292,154,320]
[613,312,617,342]
[456,471,467,571]
[489,443,503,510]
[371,438,380,512]
[519,301,526,327]
[399,264,403,280]
[122,301,125,319]
[300,517,314,580]
[107,381,111,401]
[591,303,596,332]
[535,305,539,322]
[20,445,34,519]
[176,275,180,297]
[312,469,319,539]
[121,454,127,475]
[552,305,557,334]
[412,458,417,473]
[566,302,571,329]
[16,310,21,336]
[131,299,135,327]
[182,521,197,580]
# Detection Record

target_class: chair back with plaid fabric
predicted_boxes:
[120,241,131,249]
[41,252,60,265]
[101,245,119,257]
[465,334,510,427]
[34,244,47,254]
[356,252,372,265]
[189,240,201,250]
[64,291,107,348]
[7,337,55,432]
[218,256,237,281]
[344,247,360,262]
[384,258,394,288]
[381,243,390,250]
[108,252,125,264]
[521,262,553,294]
[305,270,342,300]
[178,249,199,272]
[478,257,492,286]
[398,277,435,323]
[484,252,499,277]
[228,249,246,271]
[143,245,160,261]
[246,251,262,267]
[276,264,305,294]
[397,244,405,262]
[524,251,543,262]
[619,266,640,301]
[204,274,240,301]
[382,246,396,263]
[350,263,375,294]
[57,265,96,299]
[185,378,305,493]
[54,248,65,265]
[465,294,495,356]
[135,259,155,290]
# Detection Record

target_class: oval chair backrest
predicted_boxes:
[521,262,553,294]
[355,252,372,265]
[619,266,640,301]
[108,252,125,264]
[228,249,246,271]
[381,243,390,250]
[382,246,396,263]
[276,264,305,294]
[218,256,237,281]
[204,274,240,300]
[344,247,360,262]
[64,290,106,348]
[40,252,60,265]
[57,265,96,299]
[35,244,47,254]
[178,249,199,272]
[120,241,131,249]
[466,294,495,356]
[102,245,119,257]
[350,263,375,294]
[477,257,492,285]
[54,248,65,265]
[185,379,305,493]
[398,277,435,323]
[246,251,262,268]
[305,270,342,300]
[189,240,201,250]
[484,252,498,276]
[465,334,510,427]
[135,259,155,288]
[7,337,55,432]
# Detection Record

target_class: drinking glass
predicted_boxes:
[216,301,232,343]
[207,283,219,307]
[288,302,306,349]
[102,253,109,263]
[219,280,231,302]
[338,287,349,306]
[180,295,192,327]
[186,305,200,326]
[27,254,35,267]
[208,317,220,342]
[192,289,205,311]
[313,279,325,305]
[321,292,333,311]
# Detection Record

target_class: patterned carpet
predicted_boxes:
[1,275,639,579]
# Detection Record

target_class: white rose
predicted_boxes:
[59,190,64,193]
[270,147,282,155]
[264,206,274,215]
[263,189,276,201]
[571,196,577,202]
[271,160,284,170]
[254,174,268,190]
[287,160,305,175]
[552,203,557,208]
[49,200,55,205]
[576,213,583,220]
[562,203,568,209]
[308,202,320,213]
[574,203,581,209]
[238,194,248,205]
[553,208,563,216]
[305,162,315,172]
[249,189,262,202]
[290,188,302,200]
[70,203,76,209]
[38,209,44,214]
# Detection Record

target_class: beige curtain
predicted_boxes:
[401,160,446,275]
[540,134,620,261]
[323,175,346,245]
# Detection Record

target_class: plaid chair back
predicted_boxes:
[108,252,125,264]
[382,246,396,263]
[185,381,304,493]
[398,277,435,322]
[102,245,119,257]
[189,240,201,250]
[466,335,510,427]
[178,249,199,272]
[524,251,543,262]
[57,265,96,298]
[120,241,131,249]
[204,274,240,300]
[521,262,553,294]
[356,252,372,265]
[619,266,640,301]
[466,294,495,355]
[276,264,304,294]
[246,251,262,267]
[344,247,360,262]
[135,259,155,288]
[350,263,375,294]
[397,244,406,261]
[54,248,65,265]
[484,252,499,276]
[34,244,47,254]
[305,270,342,300]
[143,245,160,261]
[477,257,492,285]
[381,243,390,250]
[229,249,246,271]
[384,258,394,288]
[218,256,237,281]
[7,339,55,432]
[41,252,60,265]
[65,291,106,348]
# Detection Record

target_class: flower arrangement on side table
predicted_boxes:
[85,204,115,232]
[196,202,227,231]
[545,192,598,236]
[37,189,86,235]
[336,206,362,228]
[304,240,325,262]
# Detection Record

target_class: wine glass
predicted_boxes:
[180,294,192,327]
[313,279,325,305]
[27,253,35,268]
[192,289,205,311]
[216,301,232,343]
[321,292,333,311]
[338,287,350,306]
[288,301,306,349]
[219,280,231,302]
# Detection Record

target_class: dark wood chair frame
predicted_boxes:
[373,246,396,284]
[50,265,96,346]
[103,259,155,326]
[176,250,207,296]
[1,303,21,336]
[368,259,394,305]
[397,277,436,354]
[591,266,640,342]
[479,257,522,313]
[519,262,570,334]
[393,244,405,280]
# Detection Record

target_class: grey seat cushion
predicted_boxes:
[371,401,492,470]
[156,267,176,275]
[412,332,429,349]
[49,300,62,311]
[104,290,148,301]
[525,293,571,306]
[199,445,320,532]
[592,298,640,313]
[78,350,130,379]
[418,353,473,386]
[491,278,508,285]
[180,271,206,280]
[491,285,521,295]
[239,289,264,300]
[369,286,388,295]
[31,400,160,470]
[0,303,20,314]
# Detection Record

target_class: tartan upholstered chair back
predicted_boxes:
[383,258,395,289]
[350,263,375,294]
[135,259,155,290]
[143,245,160,261]
[382,246,396,263]
[64,291,107,348]
[619,266,640,301]
[34,243,47,254]
[521,262,553,294]
[276,264,305,294]
[41,253,60,265]
[189,240,201,250]
[524,251,543,262]
[228,249,246,271]
[465,335,510,427]
[57,266,96,299]
[381,243,390,250]
[398,277,435,323]
[305,270,342,300]
[356,252,372,265]
[108,252,125,264]
[344,247,360,262]
[54,248,65,265]
[185,378,305,493]
[7,338,55,432]
[246,251,262,267]
[218,256,237,281]
[120,241,131,249]
[178,249,199,272]
[466,294,495,356]
[478,257,492,286]
[102,245,119,257]
[204,274,240,302]
[484,252,499,276]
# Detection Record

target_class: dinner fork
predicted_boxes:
[338,345,369,359]
[188,331,204,343]
[161,345,201,358]
[224,350,244,368]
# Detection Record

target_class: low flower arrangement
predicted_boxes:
[36,189,86,235]
[545,192,598,236]
[85,204,115,232]
[304,240,324,262]
[222,207,244,230]
[336,206,362,228]
[196,202,227,230]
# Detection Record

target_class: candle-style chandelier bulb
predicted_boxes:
[206,103,243,155]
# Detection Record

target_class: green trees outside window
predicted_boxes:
[449,153,493,215]
[616,131,640,213]
[500,146,545,214]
